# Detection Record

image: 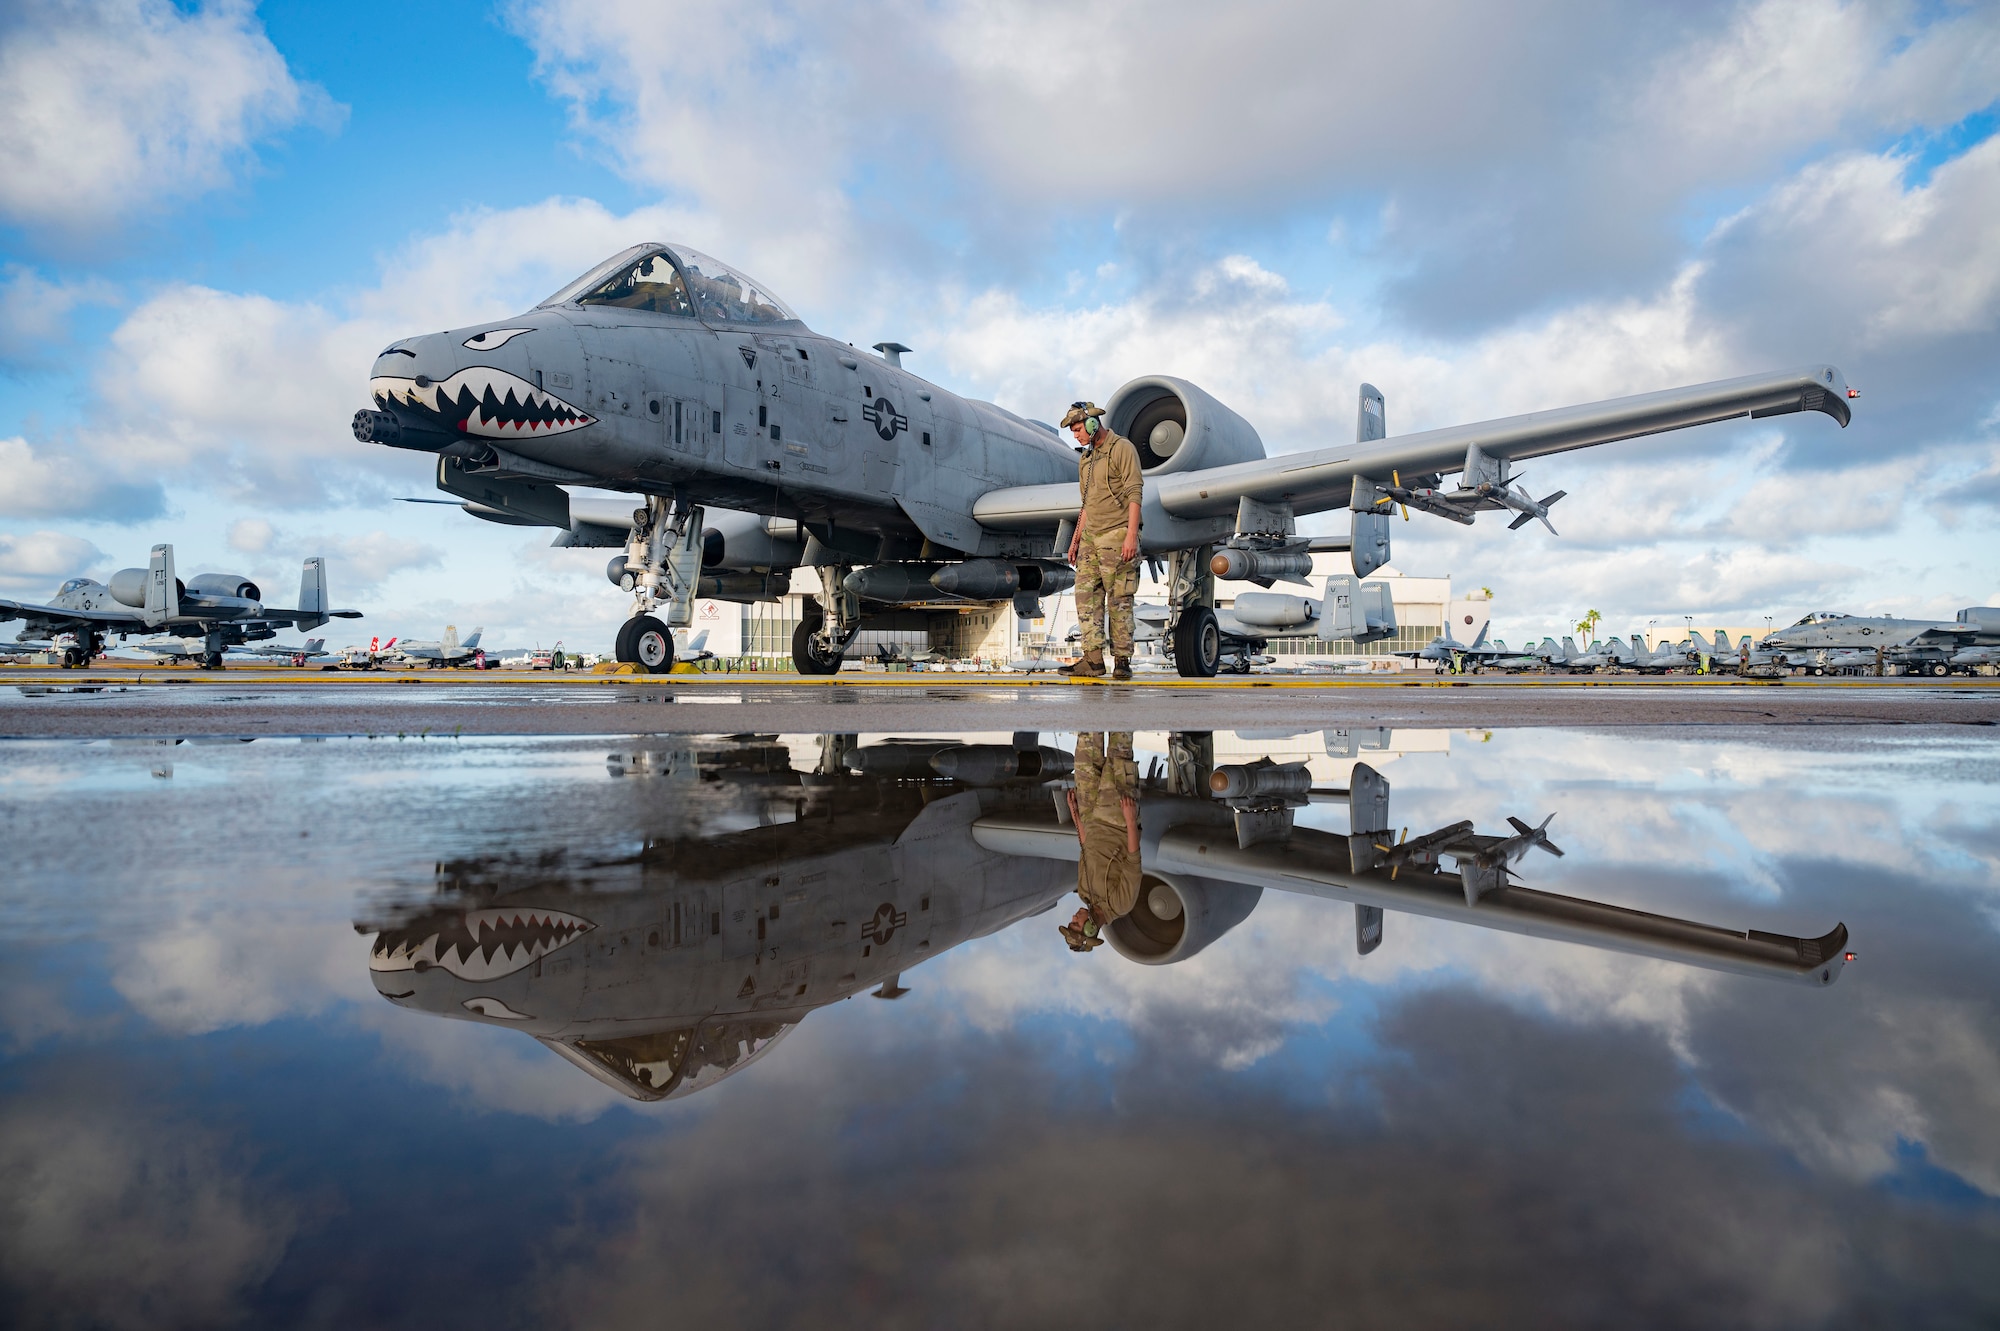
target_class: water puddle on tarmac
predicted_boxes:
[1,726,1996,1326]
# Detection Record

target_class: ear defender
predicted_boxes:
[1084,415,1101,437]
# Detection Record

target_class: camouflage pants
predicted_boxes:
[1073,731,1138,816]
[1075,534,1138,657]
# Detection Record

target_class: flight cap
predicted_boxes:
[1059,401,1105,429]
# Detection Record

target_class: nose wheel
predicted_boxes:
[616,615,676,673]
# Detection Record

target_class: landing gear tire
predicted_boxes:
[1929,662,1949,677]
[60,648,81,668]
[201,651,224,670]
[1172,606,1222,678]
[617,615,675,674]
[792,620,843,675]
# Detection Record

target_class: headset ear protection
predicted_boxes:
[1084,415,1101,437]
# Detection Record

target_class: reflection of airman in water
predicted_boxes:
[1060,732,1140,952]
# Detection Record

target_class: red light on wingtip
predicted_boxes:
[1844,952,1856,961]
[1846,388,1860,399]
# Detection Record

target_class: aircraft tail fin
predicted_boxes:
[1320,575,1397,644]
[1468,620,1489,650]
[304,638,324,653]
[461,628,482,651]
[1356,384,1386,443]
[687,629,709,652]
[443,625,459,655]
[1561,635,1578,658]
[296,557,329,629]
[144,544,179,626]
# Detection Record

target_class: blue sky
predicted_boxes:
[2,0,1998,651]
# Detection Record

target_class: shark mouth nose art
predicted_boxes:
[369,366,596,439]
[369,906,594,980]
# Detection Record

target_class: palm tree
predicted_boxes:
[1574,608,1601,641]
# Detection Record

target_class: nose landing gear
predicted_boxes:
[613,497,702,674]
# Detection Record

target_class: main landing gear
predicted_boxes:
[59,629,103,669]
[791,566,859,675]
[1166,545,1221,678]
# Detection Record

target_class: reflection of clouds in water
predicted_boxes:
[348,1001,638,1123]
[111,910,375,1036]
[0,1101,295,1330]
[931,728,2000,1199]
[528,991,1998,1329]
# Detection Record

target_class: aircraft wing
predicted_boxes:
[0,597,144,632]
[233,609,364,639]
[974,365,1851,530]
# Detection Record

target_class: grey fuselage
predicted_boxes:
[366,280,1079,562]
[1761,611,1993,658]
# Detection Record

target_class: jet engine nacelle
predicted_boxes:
[184,573,261,601]
[700,512,805,572]
[108,568,186,608]
[1104,375,1267,475]
[1106,873,1263,965]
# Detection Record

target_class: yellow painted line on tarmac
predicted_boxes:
[5,665,1998,692]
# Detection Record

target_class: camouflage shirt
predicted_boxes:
[1078,431,1143,535]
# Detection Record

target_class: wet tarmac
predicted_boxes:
[3,667,1997,737]
[2,723,1997,1327]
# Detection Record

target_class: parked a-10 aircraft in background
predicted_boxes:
[0,546,358,668]
[354,242,1857,675]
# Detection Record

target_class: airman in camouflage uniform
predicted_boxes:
[1059,402,1143,680]
[1059,731,1141,952]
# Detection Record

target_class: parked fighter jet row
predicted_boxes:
[354,729,1847,1103]
[1401,607,2000,677]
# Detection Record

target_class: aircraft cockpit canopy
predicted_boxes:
[58,578,90,595]
[1788,612,1851,626]
[555,1017,795,1101]
[543,243,798,325]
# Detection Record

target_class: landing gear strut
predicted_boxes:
[1166,544,1220,678]
[614,496,701,674]
[791,566,858,675]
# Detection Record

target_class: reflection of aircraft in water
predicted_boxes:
[356,732,1848,1102]
[360,737,1073,1100]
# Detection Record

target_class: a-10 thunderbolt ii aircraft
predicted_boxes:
[1760,607,2000,675]
[353,730,1847,1103]
[0,546,359,667]
[353,241,1857,675]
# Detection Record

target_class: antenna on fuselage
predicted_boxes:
[873,342,911,369]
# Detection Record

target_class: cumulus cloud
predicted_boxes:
[0,527,100,596]
[0,435,163,520]
[512,0,2000,321]
[0,0,334,232]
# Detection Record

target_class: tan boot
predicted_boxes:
[1111,657,1132,680]
[1061,651,1105,678]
